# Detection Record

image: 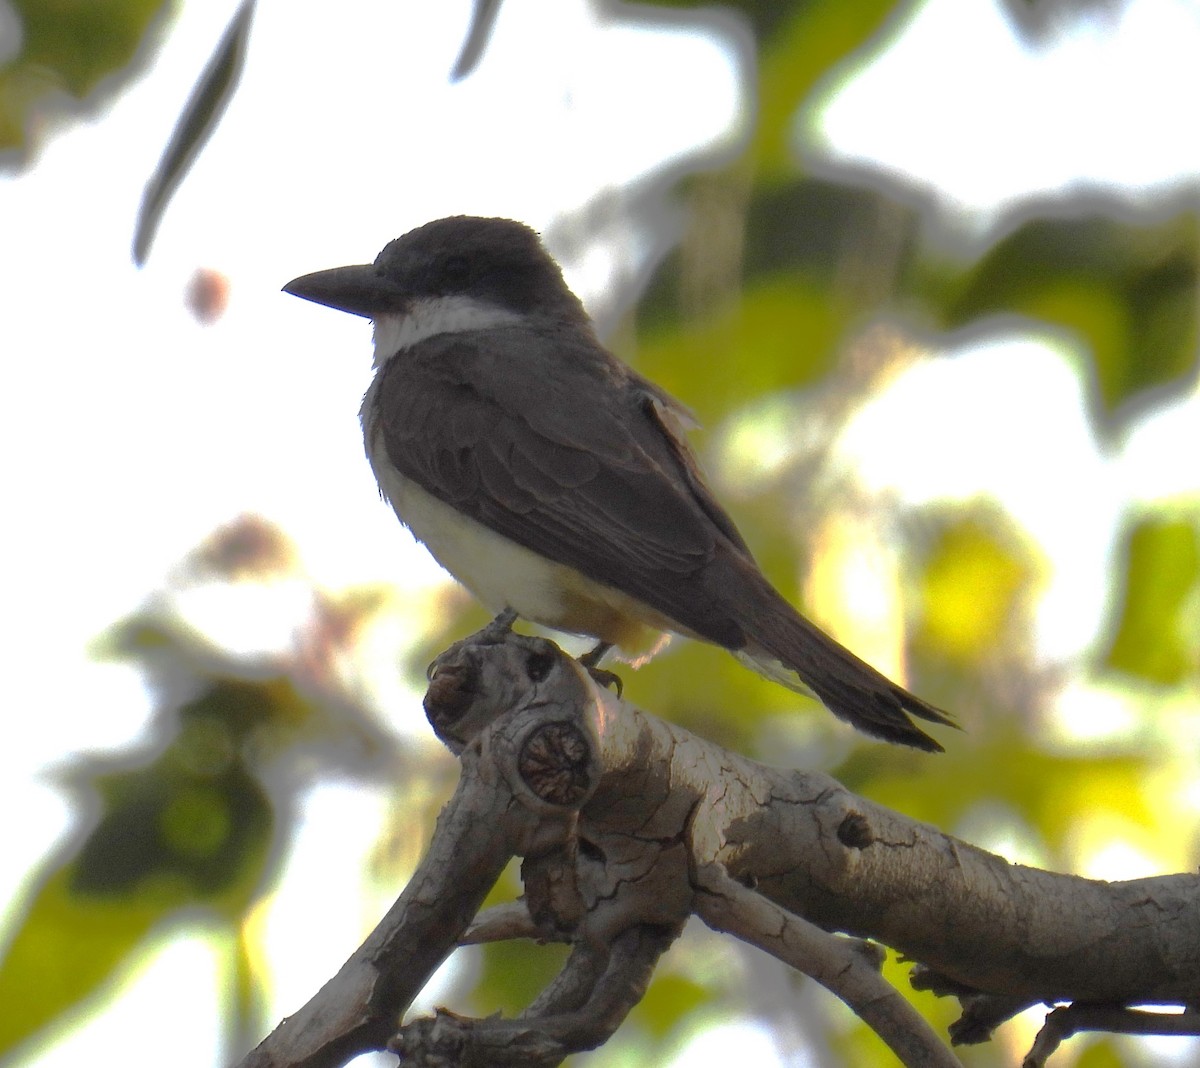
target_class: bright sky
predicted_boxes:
[2,0,1198,1065]
[814,0,1200,228]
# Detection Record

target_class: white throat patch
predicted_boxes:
[371,296,520,368]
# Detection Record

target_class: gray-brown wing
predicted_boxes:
[373,327,750,648]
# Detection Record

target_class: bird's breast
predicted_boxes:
[361,414,668,653]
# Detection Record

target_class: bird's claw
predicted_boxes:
[583,665,623,696]
[578,641,622,695]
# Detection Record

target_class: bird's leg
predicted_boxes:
[578,641,611,668]
[480,606,519,642]
[579,641,622,696]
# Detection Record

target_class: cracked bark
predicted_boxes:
[232,629,1200,1068]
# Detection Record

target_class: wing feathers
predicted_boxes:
[375,326,733,639]
[370,324,949,750]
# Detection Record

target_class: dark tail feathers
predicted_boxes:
[736,579,954,752]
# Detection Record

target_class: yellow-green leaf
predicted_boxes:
[1105,518,1200,685]
[916,520,1032,666]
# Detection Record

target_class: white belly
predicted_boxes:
[362,414,670,650]
[372,442,570,620]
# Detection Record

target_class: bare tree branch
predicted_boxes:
[694,864,959,1068]
[232,629,1200,1068]
[1024,1006,1200,1067]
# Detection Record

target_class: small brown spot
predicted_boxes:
[837,812,874,849]
[188,515,297,579]
[185,267,231,324]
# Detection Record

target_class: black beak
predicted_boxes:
[282,264,408,319]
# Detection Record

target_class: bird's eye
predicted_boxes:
[441,254,470,286]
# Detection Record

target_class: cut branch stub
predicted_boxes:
[518,720,594,806]
[235,632,605,1068]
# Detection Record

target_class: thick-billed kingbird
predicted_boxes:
[284,216,952,751]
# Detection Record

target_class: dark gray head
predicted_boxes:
[283,216,587,323]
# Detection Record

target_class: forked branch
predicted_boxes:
[234,629,1200,1068]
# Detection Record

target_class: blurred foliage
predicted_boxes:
[451,0,504,82]
[597,0,1198,1062]
[629,971,712,1040]
[641,274,844,411]
[1073,1043,1127,1068]
[472,940,573,1018]
[0,684,274,1057]
[915,516,1037,668]
[133,0,254,264]
[0,518,393,1062]
[852,719,1154,856]
[1104,516,1200,685]
[4,0,1200,1066]
[936,213,1199,417]
[0,0,169,157]
[1,0,255,267]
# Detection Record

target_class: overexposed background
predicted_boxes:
[2,0,1199,1065]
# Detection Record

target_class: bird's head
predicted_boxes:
[283,216,586,326]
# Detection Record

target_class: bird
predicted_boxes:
[283,216,953,750]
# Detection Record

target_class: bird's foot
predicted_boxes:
[578,641,622,697]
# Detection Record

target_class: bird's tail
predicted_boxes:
[735,571,954,752]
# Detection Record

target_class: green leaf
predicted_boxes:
[1074,1037,1130,1068]
[849,722,1156,858]
[629,971,710,1040]
[1105,517,1200,685]
[0,868,183,1057]
[755,0,898,181]
[1,0,169,154]
[471,939,571,1017]
[915,518,1034,667]
[638,274,844,420]
[942,213,1200,418]
[0,680,276,1058]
